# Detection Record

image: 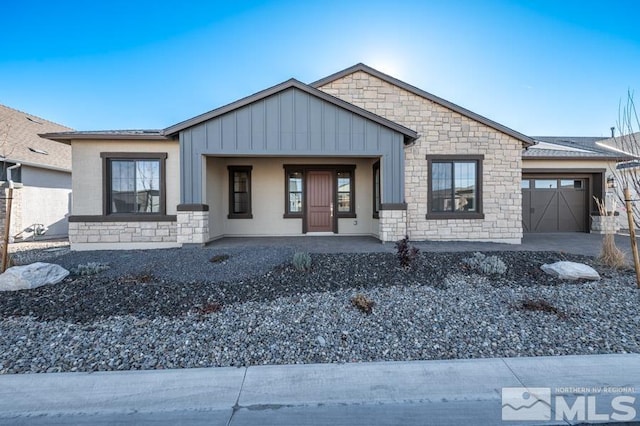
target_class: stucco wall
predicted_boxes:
[71,139,180,216]
[204,156,377,238]
[19,166,71,237]
[319,71,524,243]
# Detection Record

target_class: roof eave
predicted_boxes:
[40,133,172,143]
[0,157,71,173]
[311,63,534,147]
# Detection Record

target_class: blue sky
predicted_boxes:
[1,0,638,136]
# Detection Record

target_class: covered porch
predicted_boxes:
[164,79,418,245]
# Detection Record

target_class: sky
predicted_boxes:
[1,0,639,137]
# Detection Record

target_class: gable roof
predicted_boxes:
[164,78,418,141]
[0,104,72,172]
[311,63,535,147]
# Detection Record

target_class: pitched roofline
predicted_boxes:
[40,131,171,144]
[163,78,418,140]
[311,63,535,147]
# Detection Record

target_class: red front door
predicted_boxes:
[306,171,334,232]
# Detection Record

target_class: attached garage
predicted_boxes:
[522,136,626,234]
[522,176,590,232]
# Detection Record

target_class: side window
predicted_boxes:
[373,161,380,218]
[228,166,253,219]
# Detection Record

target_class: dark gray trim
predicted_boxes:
[426,212,485,220]
[426,154,484,220]
[177,204,209,211]
[101,152,168,216]
[228,166,253,219]
[312,63,534,147]
[379,203,407,210]
[69,215,177,222]
[164,79,418,140]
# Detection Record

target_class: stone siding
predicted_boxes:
[177,211,209,244]
[69,221,177,244]
[379,210,407,242]
[319,71,523,243]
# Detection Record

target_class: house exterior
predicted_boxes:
[0,104,72,240]
[45,63,618,251]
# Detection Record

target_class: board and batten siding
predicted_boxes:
[179,87,405,205]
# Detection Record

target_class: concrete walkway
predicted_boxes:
[207,233,635,257]
[1,354,638,425]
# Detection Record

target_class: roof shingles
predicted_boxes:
[0,104,72,171]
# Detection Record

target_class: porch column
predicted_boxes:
[378,203,407,242]
[177,204,209,246]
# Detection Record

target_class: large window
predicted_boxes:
[426,155,483,219]
[102,153,166,215]
[228,166,252,219]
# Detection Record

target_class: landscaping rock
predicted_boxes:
[540,261,600,281]
[0,262,69,292]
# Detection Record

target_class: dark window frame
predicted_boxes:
[283,165,357,219]
[372,160,380,219]
[228,165,253,219]
[101,152,168,217]
[426,154,484,220]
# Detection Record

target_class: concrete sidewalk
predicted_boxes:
[1,354,638,425]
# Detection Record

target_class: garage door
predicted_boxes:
[522,178,587,232]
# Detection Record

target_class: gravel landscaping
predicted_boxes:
[1,244,639,374]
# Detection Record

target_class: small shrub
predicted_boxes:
[292,252,312,271]
[462,252,507,275]
[351,294,375,314]
[71,262,110,276]
[209,254,230,263]
[395,235,420,268]
[196,301,223,315]
[520,298,568,319]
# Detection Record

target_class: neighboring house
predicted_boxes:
[0,104,72,240]
[42,63,617,251]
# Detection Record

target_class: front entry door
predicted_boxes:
[306,171,334,232]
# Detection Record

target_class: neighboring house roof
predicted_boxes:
[43,129,169,143]
[525,136,626,160]
[311,63,535,147]
[588,132,640,159]
[0,104,73,172]
[164,78,418,141]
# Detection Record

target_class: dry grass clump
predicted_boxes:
[594,197,627,269]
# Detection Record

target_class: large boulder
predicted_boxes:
[0,262,70,292]
[541,261,600,281]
